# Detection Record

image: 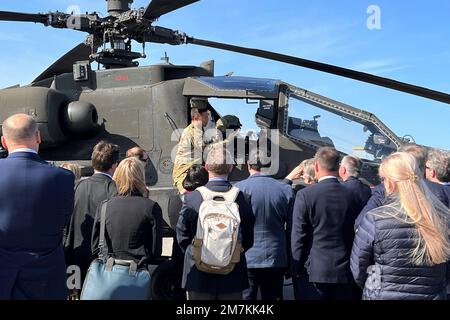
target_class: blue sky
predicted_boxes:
[0,0,449,153]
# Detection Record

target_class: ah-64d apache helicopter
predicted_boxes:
[1,0,449,299]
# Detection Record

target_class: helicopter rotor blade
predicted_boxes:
[187,37,450,105]
[0,10,49,24]
[33,43,94,83]
[143,0,199,20]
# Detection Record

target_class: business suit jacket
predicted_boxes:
[64,173,117,279]
[91,195,164,266]
[0,152,74,300]
[176,180,255,294]
[342,177,372,214]
[291,177,359,284]
[236,174,295,269]
[441,184,450,207]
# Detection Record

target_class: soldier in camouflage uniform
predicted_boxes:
[172,98,211,194]
[214,115,242,143]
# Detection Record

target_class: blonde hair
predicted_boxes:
[379,152,450,265]
[113,157,148,197]
[60,163,81,183]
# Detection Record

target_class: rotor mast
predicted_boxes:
[106,0,133,16]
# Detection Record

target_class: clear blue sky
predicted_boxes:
[1,0,449,153]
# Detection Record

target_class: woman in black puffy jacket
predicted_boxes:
[351,152,449,300]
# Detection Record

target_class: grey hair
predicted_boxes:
[427,148,449,182]
[300,158,315,180]
[206,145,234,175]
[2,113,37,141]
[398,144,427,175]
[341,155,361,178]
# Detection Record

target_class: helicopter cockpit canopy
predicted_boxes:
[286,84,401,161]
[183,76,280,99]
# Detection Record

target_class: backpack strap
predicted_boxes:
[98,201,109,261]
[197,186,240,202]
[222,186,240,202]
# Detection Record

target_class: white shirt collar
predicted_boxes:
[318,176,338,182]
[94,171,113,179]
[10,148,38,154]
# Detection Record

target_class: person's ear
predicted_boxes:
[431,169,437,179]
[314,161,319,174]
[384,178,396,194]
[36,130,42,145]
[205,164,209,172]
[1,136,8,150]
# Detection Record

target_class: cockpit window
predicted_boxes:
[286,95,397,160]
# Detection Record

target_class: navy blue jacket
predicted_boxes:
[236,174,295,269]
[443,184,450,206]
[176,180,255,293]
[342,177,372,214]
[355,180,449,229]
[291,177,359,283]
[0,152,74,300]
[351,195,449,300]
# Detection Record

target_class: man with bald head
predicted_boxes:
[0,114,75,300]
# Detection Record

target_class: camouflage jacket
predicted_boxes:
[172,123,207,190]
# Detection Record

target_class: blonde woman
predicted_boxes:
[91,157,163,267]
[351,152,450,300]
[60,163,81,184]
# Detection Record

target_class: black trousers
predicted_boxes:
[243,268,285,300]
[293,275,321,300]
[311,283,355,300]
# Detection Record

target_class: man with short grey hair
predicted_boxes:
[426,148,450,203]
[426,148,449,184]
[177,145,255,300]
[0,113,74,300]
[339,155,371,214]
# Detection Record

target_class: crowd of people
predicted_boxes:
[0,110,449,301]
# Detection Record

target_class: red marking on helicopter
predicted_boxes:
[115,75,129,81]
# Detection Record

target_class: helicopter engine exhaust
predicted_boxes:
[0,87,99,149]
[61,101,99,137]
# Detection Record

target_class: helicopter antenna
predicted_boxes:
[161,52,169,64]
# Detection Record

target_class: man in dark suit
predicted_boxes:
[291,147,359,300]
[355,144,449,228]
[339,155,372,213]
[64,141,119,285]
[0,114,74,300]
[177,146,255,300]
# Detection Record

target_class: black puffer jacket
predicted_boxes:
[351,195,449,300]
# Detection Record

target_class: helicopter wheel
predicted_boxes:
[150,260,185,300]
